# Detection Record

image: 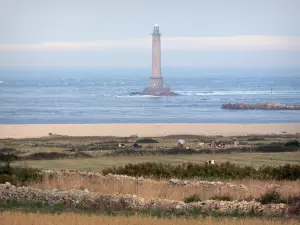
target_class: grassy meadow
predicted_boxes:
[13,151,300,171]
[1,135,300,223]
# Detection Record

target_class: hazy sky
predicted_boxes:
[0,0,300,68]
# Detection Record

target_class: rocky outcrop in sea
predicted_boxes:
[221,103,300,110]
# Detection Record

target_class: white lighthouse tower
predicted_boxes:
[151,24,163,89]
[142,24,177,96]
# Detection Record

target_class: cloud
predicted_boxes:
[0,36,300,52]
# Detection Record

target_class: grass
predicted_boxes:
[0,143,67,153]
[12,152,300,171]
[30,174,300,201]
[0,211,299,225]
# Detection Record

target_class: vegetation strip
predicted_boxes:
[102,162,300,180]
[1,211,300,225]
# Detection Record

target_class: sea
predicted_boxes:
[0,68,299,124]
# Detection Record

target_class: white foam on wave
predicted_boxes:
[175,90,289,96]
[0,81,3,84]
[117,95,160,98]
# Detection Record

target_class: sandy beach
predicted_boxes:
[0,123,300,139]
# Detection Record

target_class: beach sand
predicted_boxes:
[0,124,300,139]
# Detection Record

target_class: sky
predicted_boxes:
[0,0,300,68]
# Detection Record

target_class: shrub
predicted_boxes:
[210,195,232,201]
[184,194,201,203]
[259,191,282,204]
[24,152,69,160]
[286,202,300,217]
[247,137,266,141]
[136,138,159,143]
[0,153,19,168]
[286,195,300,205]
[0,148,18,153]
[285,140,300,148]
[0,166,43,185]
[255,143,298,152]
[102,162,300,180]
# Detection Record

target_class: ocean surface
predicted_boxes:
[0,68,299,124]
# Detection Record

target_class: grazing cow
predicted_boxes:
[118,143,127,148]
[178,139,185,148]
[233,141,239,148]
[206,160,215,165]
[218,142,225,148]
[198,142,205,148]
[185,146,191,150]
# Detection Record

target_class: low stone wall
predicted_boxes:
[41,170,248,191]
[0,182,287,216]
[168,179,248,191]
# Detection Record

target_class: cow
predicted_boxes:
[216,142,225,148]
[198,142,205,148]
[118,143,127,148]
[233,141,239,148]
[206,160,215,165]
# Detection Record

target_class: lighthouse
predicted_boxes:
[151,24,163,89]
[140,24,177,96]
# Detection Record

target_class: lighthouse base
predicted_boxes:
[130,87,179,96]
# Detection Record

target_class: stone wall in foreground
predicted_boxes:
[0,182,287,216]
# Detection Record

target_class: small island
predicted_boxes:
[221,102,300,110]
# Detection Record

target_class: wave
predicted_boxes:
[0,81,3,84]
[175,90,291,96]
[116,95,160,98]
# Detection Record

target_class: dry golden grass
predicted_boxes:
[1,211,299,225]
[30,175,300,201]
[13,152,300,170]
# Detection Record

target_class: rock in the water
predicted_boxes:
[221,102,300,110]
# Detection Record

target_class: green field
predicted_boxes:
[13,152,300,171]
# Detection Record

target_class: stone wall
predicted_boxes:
[0,182,287,216]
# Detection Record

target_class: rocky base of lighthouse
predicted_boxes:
[130,87,179,96]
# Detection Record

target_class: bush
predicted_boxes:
[136,138,159,143]
[0,153,19,168]
[24,152,69,160]
[285,140,300,148]
[0,166,43,185]
[102,162,300,180]
[286,202,300,217]
[259,191,282,204]
[255,143,298,152]
[210,195,232,201]
[184,194,201,203]
[0,148,18,153]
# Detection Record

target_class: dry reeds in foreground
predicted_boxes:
[0,212,298,225]
[30,175,300,201]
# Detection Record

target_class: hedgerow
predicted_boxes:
[102,162,300,180]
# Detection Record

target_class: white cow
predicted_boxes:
[198,142,205,148]
[206,160,215,165]
[233,141,239,148]
[118,143,127,148]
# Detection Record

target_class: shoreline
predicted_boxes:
[0,123,300,139]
